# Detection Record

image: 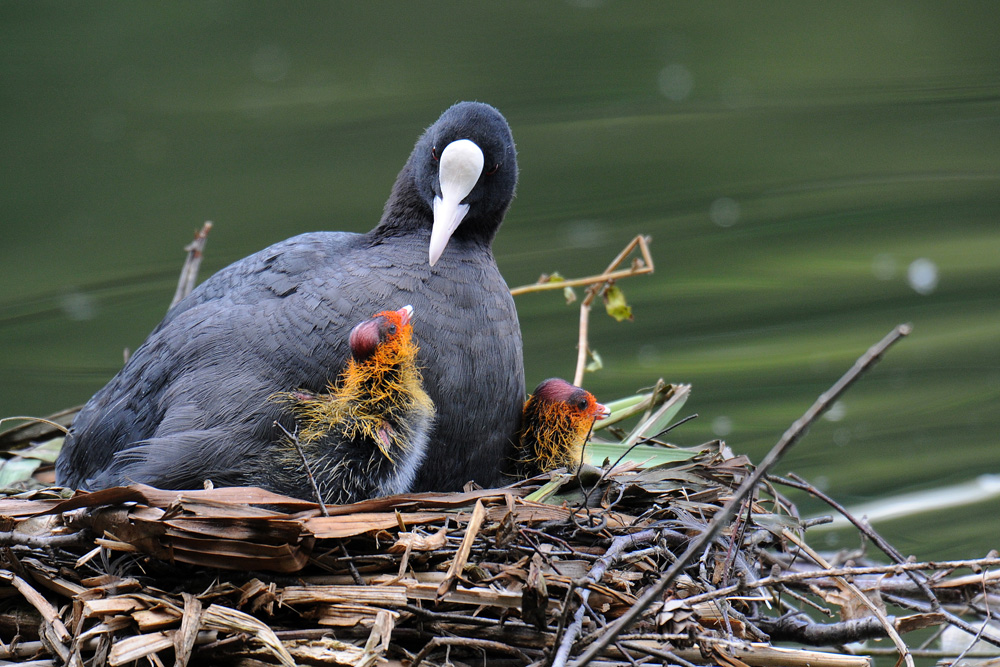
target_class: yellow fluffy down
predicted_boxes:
[518,398,592,473]
[274,320,433,462]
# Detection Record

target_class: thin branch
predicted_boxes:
[755,613,905,645]
[769,474,1000,649]
[574,323,912,666]
[0,415,70,437]
[784,529,915,667]
[677,556,1000,607]
[508,234,654,297]
[573,289,593,387]
[550,529,660,667]
[0,531,88,549]
[771,473,942,602]
[951,571,995,663]
[170,221,212,309]
[273,420,328,517]
[410,637,531,667]
[509,235,653,387]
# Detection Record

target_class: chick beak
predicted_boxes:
[396,304,413,327]
[594,402,611,421]
[429,139,485,266]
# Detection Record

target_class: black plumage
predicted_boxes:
[56,101,524,493]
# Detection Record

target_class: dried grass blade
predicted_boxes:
[0,570,71,644]
[280,585,408,607]
[436,499,486,599]
[201,603,295,667]
[173,592,203,667]
[107,631,174,666]
[305,511,447,538]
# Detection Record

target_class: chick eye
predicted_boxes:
[576,399,589,411]
[485,163,500,176]
[387,324,397,336]
[431,146,439,161]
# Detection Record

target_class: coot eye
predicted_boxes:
[431,146,439,161]
[485,163,500,176]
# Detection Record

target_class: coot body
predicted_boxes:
[56,102,523,493]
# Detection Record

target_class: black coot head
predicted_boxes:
[410,102,518,265]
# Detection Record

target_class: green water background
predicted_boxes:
[2,3,998,562]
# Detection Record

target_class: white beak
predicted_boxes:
[429,139,485,266]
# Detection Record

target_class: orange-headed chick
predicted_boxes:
[515,378,609,478]
[271,305,434,504]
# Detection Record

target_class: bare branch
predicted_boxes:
[574,323,912,665]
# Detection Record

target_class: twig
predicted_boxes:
[950,572,995,664]
[508,235,654,297]
[574,412,698,530]
[772,474,937,594]
[619,641,700,667]
[755,613,897,645]
[677,557,1000,607]
[509,235,653,387]
[0,415,70,437]
[573,290,595,387]
[273,420,328,517]
[0,531,88,549]
[776,583,834,615]
[436,499,486,598]
[770,474,1000,648]
[550,529,659,667]
[169,221,212,309]
[784,529,915,667]
[339,542,365,586]
[410,636,530,667]
[574,323,912,666]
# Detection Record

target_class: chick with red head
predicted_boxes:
[516,378,609,478]
[271,305,434,504]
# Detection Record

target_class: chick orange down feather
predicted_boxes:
[516,378,609,478]
[269,305,434,504]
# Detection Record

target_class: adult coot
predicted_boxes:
[56,102,523,493]
[515,378,609,477]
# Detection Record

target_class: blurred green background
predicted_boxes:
[2,3,998,560]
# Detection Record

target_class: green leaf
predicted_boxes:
[585,349,603,372]
[594,392,652,430]
[16,438,64,463]
[563,286,577,304]
[0,457,41,487]
[584,443,697,467]
[603,285,633,322]
[524,473,573,503]
[622,384,691,447]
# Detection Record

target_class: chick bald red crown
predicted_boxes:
[348,305,413,361]
[532,378,610,422]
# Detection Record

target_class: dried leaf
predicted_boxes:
[386,525,448,553]
[522,553,548,630]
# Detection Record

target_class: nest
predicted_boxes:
[1,435,998,667]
